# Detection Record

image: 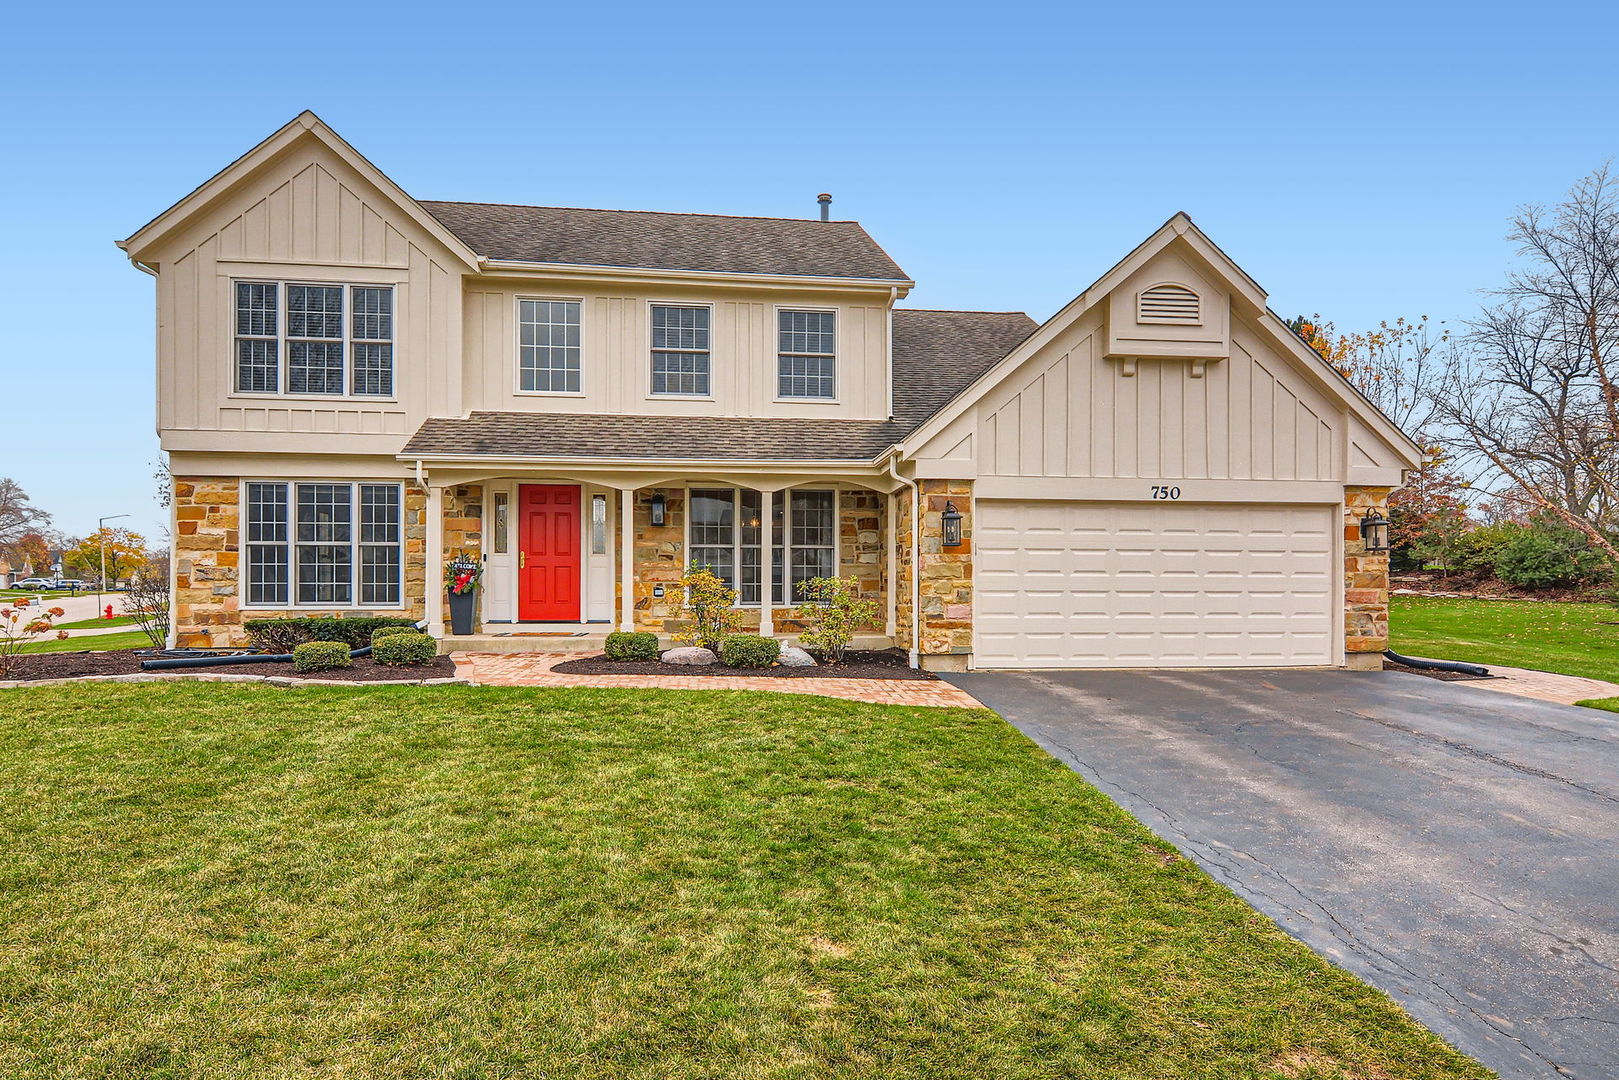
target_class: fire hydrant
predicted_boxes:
[104,604,115,620]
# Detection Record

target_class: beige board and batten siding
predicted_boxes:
[461,279,892,419]
[145,132,465,456]
[902,233,1414,669]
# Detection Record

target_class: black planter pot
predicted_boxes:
[447,589,476,635]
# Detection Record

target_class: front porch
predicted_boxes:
[422,465,904,652]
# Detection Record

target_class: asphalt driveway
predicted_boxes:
[946,668,1619,1080]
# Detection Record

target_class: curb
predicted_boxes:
[0,673,476,689]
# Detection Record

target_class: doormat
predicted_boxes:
[499,631,587,638]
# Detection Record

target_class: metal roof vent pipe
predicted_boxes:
[818,193,832,221]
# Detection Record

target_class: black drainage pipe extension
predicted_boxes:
[1383,649,1490,678]
[140,621,431,671]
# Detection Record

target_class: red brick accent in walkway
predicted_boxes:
[453,652,983,709]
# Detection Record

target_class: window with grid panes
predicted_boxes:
[777,310,836,398]
[243,482,403,607]
[233,282,394,396]
[651,305,711,395]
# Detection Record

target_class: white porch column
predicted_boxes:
[619,487,635,632]
[425,483,445,638]
[759,488,774,637]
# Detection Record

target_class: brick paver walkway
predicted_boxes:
[1428,659,1619,707]
[453,652,984,709]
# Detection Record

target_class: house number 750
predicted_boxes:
[1150,485,1182,500]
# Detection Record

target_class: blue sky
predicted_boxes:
[3,0,1617,542]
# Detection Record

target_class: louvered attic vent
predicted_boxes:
[1137,283,1200,324]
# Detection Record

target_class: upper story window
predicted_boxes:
[777,310,836,399]
[650,304,711,396]
[234,281,394,397]
[519,299,582,393]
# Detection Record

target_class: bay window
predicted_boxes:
[244,481,403,607]
[688,487,835,605]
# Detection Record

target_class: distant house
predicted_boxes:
[119,112,1417,668]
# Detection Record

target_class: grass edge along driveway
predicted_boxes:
[1391,594,1619,683]
[0,683,1490,1080]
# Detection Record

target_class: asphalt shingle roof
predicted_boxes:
[419,201,910,281]
[401,309,1036,463]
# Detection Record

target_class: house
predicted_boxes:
[118,112,1418,670]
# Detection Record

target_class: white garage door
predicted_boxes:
[975,501,1335,669]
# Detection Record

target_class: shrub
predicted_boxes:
[1453,522,1515,577]
[1492,520,1611,589]
[292,640,352,673]
[373,632,437,666]
[604,631,660,661]
[671,565,743,651]
[720,634,781,668]
[794,576,879,663]
[371,624,419,645]
[245,616,417,653]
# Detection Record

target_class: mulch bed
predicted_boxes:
[550,648,938,682]
[6,648,460,683]
[1382,659,1493,682]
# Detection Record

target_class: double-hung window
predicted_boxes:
[234,282,394,397]
[777,310,836,399]
[244,481,403,607]
[651,304,711,395]
[688,487,836,605]
[519,299,582,393]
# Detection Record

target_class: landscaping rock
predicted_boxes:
[661,646,718,666]
[778,646,817,667]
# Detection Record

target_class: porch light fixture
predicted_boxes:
[650,491,667,528]
[1359,509,1391,553]
[941,501,964,548]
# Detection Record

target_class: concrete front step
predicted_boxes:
[438,632,897,655]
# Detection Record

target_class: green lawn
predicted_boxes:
[1391,595,1619,682]
[52,614,138,630]
[1576,698,1619,713]
[0,684,1487,1080]
[18,629,154,654]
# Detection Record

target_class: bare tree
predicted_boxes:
[0,478,50,549]
[124,551,171,649]
[1429,166,1619,563]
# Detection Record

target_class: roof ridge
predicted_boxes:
[896,307,1033,317]
[419,198,860,226]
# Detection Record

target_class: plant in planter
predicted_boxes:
[794,576,878,664]
[444,552,483,636]
[671,565,742,651]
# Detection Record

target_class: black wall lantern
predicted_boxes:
[650,491,667,528]
[941,501,964,548]
[1359,509,1391,553]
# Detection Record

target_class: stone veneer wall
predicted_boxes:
[630,487,887,635]
[1344,485,1392,669]
[915,480,974,668]
[441,485,484,631]
[632,489,687,631]
[172,476,427,648]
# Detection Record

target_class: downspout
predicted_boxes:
[886,452,920,668]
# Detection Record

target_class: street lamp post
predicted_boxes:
[97,513,130,616]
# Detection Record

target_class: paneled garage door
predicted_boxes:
[974,501,1336,669]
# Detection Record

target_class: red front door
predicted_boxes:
[518,484,581,621]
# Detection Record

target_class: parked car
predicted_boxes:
[9,577,55,591]
[52,579,89,592]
